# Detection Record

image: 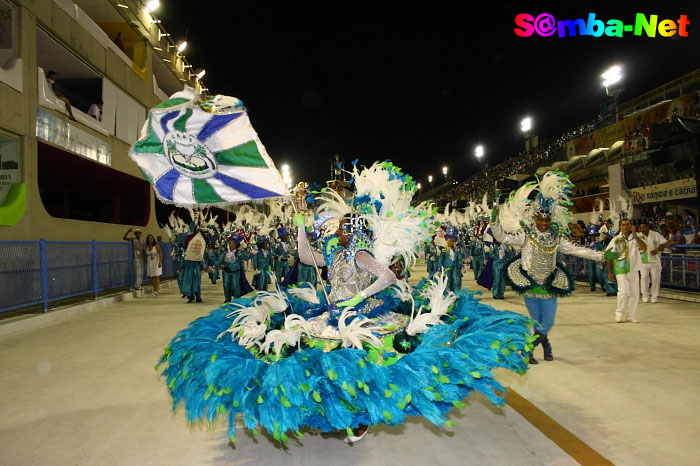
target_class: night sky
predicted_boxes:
[156,2,699,186]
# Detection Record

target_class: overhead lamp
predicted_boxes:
[196,69,206,80]
[521,117,532,133]
[153,46,162,51]
[475,145,484,159]
[177,41,187,53]
[158,30,170,41]
[602,65,622,88]
[146,0,160,12]
[117,3,129,8]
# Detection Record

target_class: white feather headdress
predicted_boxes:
[313,162,437,267]
[497,171,573,234]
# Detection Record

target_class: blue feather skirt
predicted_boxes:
[157,284,533,443]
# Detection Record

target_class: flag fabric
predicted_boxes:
[129,87,288,207]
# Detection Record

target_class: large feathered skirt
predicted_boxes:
[157,286,532,443]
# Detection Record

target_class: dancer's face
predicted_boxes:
[336,219,351,247]
[535,213,551,232]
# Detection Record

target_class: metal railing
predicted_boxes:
[560,253,700,291]
[0,240,176,314]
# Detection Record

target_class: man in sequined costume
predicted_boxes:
[491,173,606,364]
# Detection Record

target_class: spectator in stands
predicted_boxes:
[87,100,103,122]
[639,223,666,304]
[46,71,76,121]
[682,209,695,236]
[665,220,686,252]
[123,227,145,290]
[113,32,125,52]
[157,235,163,242]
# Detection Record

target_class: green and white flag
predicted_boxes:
[129,87,288,207]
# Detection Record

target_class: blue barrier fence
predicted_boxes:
[560,253,700,291]
[0,240,177,314]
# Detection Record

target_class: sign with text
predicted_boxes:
[631,178,696,204]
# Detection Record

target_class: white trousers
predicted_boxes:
[615,271,640,320]
[133,257,144,289]
[640,263,662,301]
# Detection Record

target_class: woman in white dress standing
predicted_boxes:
[145,234,163,295]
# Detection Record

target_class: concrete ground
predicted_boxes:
[0,265,698,465]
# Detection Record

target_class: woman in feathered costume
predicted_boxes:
[157,161,533,446]
[491,172,607,364]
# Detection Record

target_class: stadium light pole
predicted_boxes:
[442,166,448,181]
[521,117,533,153]
[602,65,624,121]
[428,175,433,187]
[475,145,484,173]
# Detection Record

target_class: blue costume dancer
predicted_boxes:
[273,227,292,284]
[586,219,607,292]
[425,240,440,278]
[469,232,485,280]
[492,172,606,363]
[438,226,464,293]
[253,237,273,291]
[205,240,222,285]
[491,241,509,299]
[157,162,532,446]
[182,230,206,303]
[221,234,252,302]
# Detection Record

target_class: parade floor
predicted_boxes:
[1,266,698,465]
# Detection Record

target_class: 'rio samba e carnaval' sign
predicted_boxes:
[129,87,288,207]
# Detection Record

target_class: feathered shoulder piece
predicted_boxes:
[498,181,536,234]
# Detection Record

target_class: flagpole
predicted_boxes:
[289,197,331,306]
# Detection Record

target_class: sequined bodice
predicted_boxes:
[327,250,372,304]
[524,231,559,285]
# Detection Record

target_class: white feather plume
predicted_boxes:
[253,272,289,313]
[406,273,456,336]
[498,182,535,234]
[259,314,311,360]
[338,309,384,349]
[420,273,457,316]
[287,283,320,304]
[406,305,445,336]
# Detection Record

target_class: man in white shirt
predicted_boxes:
[639,223,666,303]
[606,219,647,323]
[87,101,103,121]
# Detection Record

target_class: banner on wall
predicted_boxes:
[630,178,697,204]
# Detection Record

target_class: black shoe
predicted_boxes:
[606,292,616,296]
[195,296,203,303]
[181,294,187,299]
[590,288,596,291]
[541,335,553,361]
[529,353,539,364]
[187,296,195,303]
